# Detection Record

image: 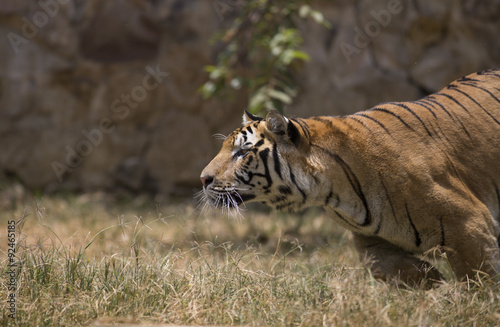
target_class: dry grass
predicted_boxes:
[1,186,500,326]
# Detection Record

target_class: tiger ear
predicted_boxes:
[265,110,288,136]
[242,109,263,124]
[265,111,301,146]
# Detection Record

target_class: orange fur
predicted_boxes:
[201,69,500,285]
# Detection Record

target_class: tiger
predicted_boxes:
[200,69,500,285]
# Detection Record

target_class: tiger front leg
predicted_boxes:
[352,234,442,287]
[440,220,500,281]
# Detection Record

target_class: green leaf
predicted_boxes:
[268,89,292,104]
[230,78,242,90]
[200,81,217,99]
[311,10,331,28]
[204,65,217,73]
[299,5,311,18]
[209,67,225,80]
[281,49,310,65]
[249,86,267,112]
[201,1,330,115]
[271,45,283,56]
[291,50,310,61]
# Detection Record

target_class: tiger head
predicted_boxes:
[200,110,321,212]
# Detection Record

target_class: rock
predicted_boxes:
[145,110,214,196]
[0,0,499,197]
[79,0,161,63]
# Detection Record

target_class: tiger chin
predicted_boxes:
[200,69,500,286]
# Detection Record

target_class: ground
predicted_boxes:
[0,186,499,326]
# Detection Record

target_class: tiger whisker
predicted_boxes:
[232,190,247,209]
[212,133,227,140]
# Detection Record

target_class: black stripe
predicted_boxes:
[245,155,253,166]
[311,117,334,128]
[462,82,500,105]
[477,69,500,78]
[494,183,500,222]
[405,203,421,247]
[374,217,382,235]
[272,143,283,180]
[270,195,287,205]
[287,163,306,202]
[439,216,445,247]
[457,76,481,83]
[235,172,253,186]
[287,120,302,146]
[324,189,334,206]
[245,109,263,121]
[410,100,455,141]
[345,116,375,134]
[378,176,397,235]
[390,102,433,138]
[298,119,311,139]
[332,154,371,226]
[258,149,273,189]
[411,100,438,119]
[278,185,292,195]
[246,126,254,134]
[335,210,361,230]
[484,72,500,78]
[311,144,372,226]
[371,107,417,134]
[462,83,500,119]
[353,113,391,134]
[291,118,311,141]
[422,96,473,139]
[449,86,500,126]
[254,139,264,147]
[420,98,455,121]
[239,194,256,202]
[443,153,466,184]
[436,92,471,114]
[324,189,340,207]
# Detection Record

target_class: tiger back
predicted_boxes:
[200,69,500,285]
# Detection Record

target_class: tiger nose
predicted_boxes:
[200,175,214,188]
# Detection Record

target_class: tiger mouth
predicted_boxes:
[204,189,256,207]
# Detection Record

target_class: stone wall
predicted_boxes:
[1,0,499,197]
